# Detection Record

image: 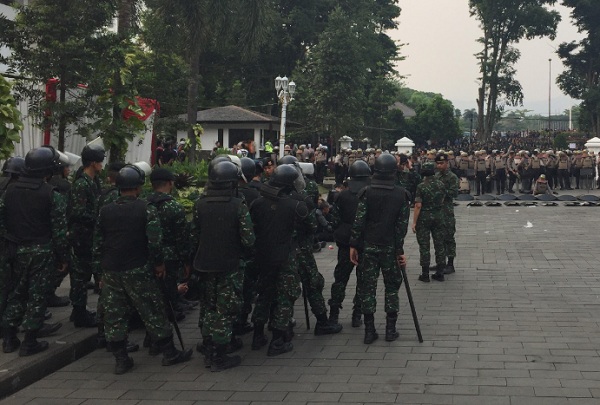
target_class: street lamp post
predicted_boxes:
[275,76,296,159]
[548,58,552,131]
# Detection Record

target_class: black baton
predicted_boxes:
[400,264,423,343]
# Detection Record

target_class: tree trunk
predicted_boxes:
[186,45,201,164]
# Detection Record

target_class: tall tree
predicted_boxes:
[0,0,117,151]
[145,0,271,162]
[469,0,560,140]
[557,0,600,135]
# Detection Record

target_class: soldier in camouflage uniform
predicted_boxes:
[412,162,446,282]
[192,161,255,371]
[234,157,261,335]
[280,156,342,336]
[147,168,191,318]
[250,165,308,356]
[434,153,460,274]
[0,157,25,323]
[46,151,73,308]
[93,165,192,374]
[350,153,409,344]
[68,144,105,327]
[2,146,69,356]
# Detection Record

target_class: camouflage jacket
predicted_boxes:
[146,191,191,263]
[414,177,445,212]
[434,169,459,209]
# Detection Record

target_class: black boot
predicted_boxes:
[37,322,62,338]
[225,336,243,354]
[71,306,98,327]
[385,312,399,342]
[46,293,70,307]
[210,344,241,372]
[251,323,268,350]
[328,304,340,324]
[19,331,48,357]
[160,336,193,366]
[96,324,107,349]
[232,313,254,336]
[314,313,342,336]
[444,257,455,274]
[111,340,134,375]
[363,313,378,344]
[351,309,362,328]
[418,266,430,282]
[196,336,213,368]
[267,329,293,356]
[2,326,20,353]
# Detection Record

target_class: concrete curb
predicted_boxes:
[0,329,97,399]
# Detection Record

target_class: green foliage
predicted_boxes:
[0,76,23,160]
[408,95,461,144]
[553,132,568,150]
[557,1,600,136]
[469,0,561,140]
[0,0,119,150]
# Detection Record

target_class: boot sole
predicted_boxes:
[19,342,49,357]
[162,348,193,366]
[114,358,134,375]
[364,334,379,344]
[385,333,399,342]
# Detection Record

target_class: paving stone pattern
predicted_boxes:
[3,204,600,404]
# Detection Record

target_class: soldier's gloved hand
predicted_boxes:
[411,224,417,233]
[397,254,407,268]
[155,263,166,279]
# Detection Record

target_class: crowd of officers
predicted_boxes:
[0,143,460,375]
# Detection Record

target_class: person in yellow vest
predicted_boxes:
[474,150,487,196]
[492,150,508,194]
[579,150,595,190]
[557,151,572,190]
[264,141,273,154]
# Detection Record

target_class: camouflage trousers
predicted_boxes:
[2,244,54,332]
[198,269,243,345]
[329,244,361,311]
[252,256,301,331]
[69,246,93,308]
[416,210,446,268]
[358,243,402,314]
[102,267,172,343]
[297,246,327,316]
[441,206,456,258]
[240,258,259,317]
[0,240,18,323]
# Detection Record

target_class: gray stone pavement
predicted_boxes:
[4,194,600,404]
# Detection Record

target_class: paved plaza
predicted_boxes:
[3,198,600,404]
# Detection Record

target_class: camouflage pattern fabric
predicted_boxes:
[435,170,459,258]
[102,266,172,342]
[358,243,402,314]
[396,169,421,201]
[329,245,361,310]
[251,256,301,331]
[414,177,446,267]
[297,245,327,315]
[97,187,119,210]
[240,257,260,318]
[1,192,69,332]
[198,269,243,344]
[69,172,101,308]
[350,191,409,315]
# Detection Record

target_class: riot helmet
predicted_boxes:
[2,156,25,175]
[269,164,299,188]
[207,155,231,175]
[278,155,298,165]
[25,146,59,177]
[348,160,371,178]
[373,153,397,175]
[240,157,256,182]
[116,164,145,189]
[208,161,239,184]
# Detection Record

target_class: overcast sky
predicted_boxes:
[389,1,584,116]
